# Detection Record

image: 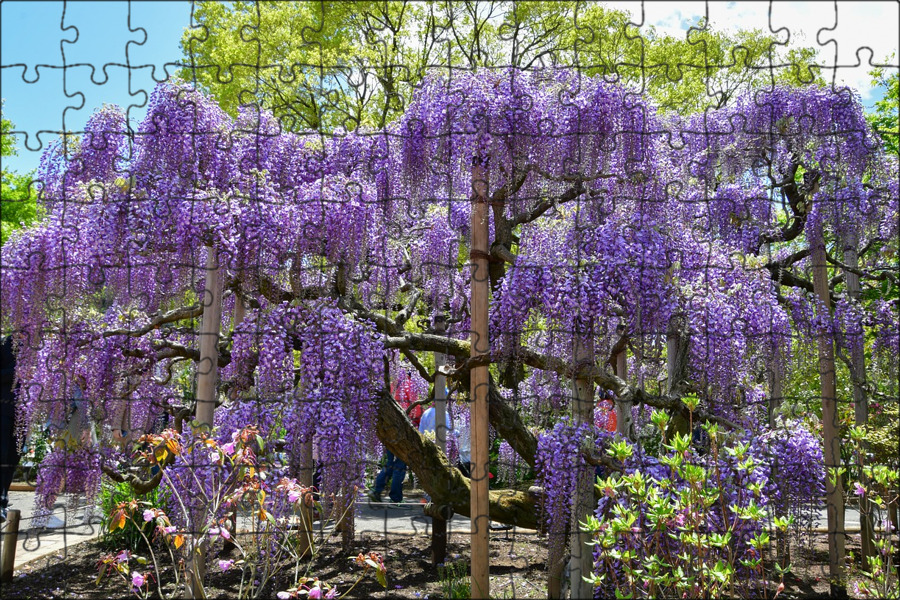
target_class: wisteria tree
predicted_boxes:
[2,69,897,595]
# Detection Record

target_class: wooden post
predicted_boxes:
[0,509,21,582]
[768,343,791,568]
[223,295,245,555]
[297,437,315,558]
[811,232,846,595]
[470,157,491,599]
[763,243,790,568]
[762,243,783,428]
[186,245,224,599]
[665,314,690,437]
[844,237,875,564]
[615,347,630,438]
[194,245,223,428]
[432,314,448,566]
[569,326,595,600]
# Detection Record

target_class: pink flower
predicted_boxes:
[854,482,866,496]
[308,587,323,599]
[222,442,236,455]
[131,571,145,589]
[276,592,292,600]
[218,559,234,571]
[220,527,231,540]
[142,509,155,522]
[163,526,176,534]
[288,490,301,504]
[116,550,130,564]
[325,589,338,599]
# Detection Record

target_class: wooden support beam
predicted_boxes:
[186,245,223,599]
[811,233,846,596]
[615,348,631,438]
[432,314,448,567]
[0,509,21,583]
[470,158,491,599]
[569,327,595,600]
[844,238,875,565]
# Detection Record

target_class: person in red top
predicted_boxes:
[597,394,617,433]
[368,372,421,504]
[394,374,423,429]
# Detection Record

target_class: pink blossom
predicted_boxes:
[222,442,236,455]
[308,587,323,599]
[131,571,145,589]
[218,559,234,571]
[276,592,292,600]
[287,490,301,504]
[142,509,155,522]
[854,482,866,496]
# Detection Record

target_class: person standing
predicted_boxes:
[368,373,422,504]
[31,374,100,529]
[0,335,21,522]
[417,405,452,503]
[455,410,471,478]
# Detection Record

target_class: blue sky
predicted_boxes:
[2,1,897,175]
[1,1,193,173]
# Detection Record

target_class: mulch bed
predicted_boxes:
[2,528,881,599]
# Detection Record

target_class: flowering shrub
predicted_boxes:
[100,424,368,599]
[276,553,387,599]
[844,426,899,599]
[584,411,788,599]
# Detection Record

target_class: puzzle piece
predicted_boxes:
[1,2,898,599]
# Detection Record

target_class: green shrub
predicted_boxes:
[438,560,470,599]
[98,479,159,551]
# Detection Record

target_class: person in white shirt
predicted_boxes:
[454,412,471,478]
[418,405,453,502]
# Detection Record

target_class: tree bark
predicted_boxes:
[374,390,540,530]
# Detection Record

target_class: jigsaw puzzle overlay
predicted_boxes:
[1,2,898,599]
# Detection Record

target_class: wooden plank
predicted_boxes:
[8,484,35,492]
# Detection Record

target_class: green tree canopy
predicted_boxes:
[867,58,899,157]
[0,105,39,245]
[180,1,824,131]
